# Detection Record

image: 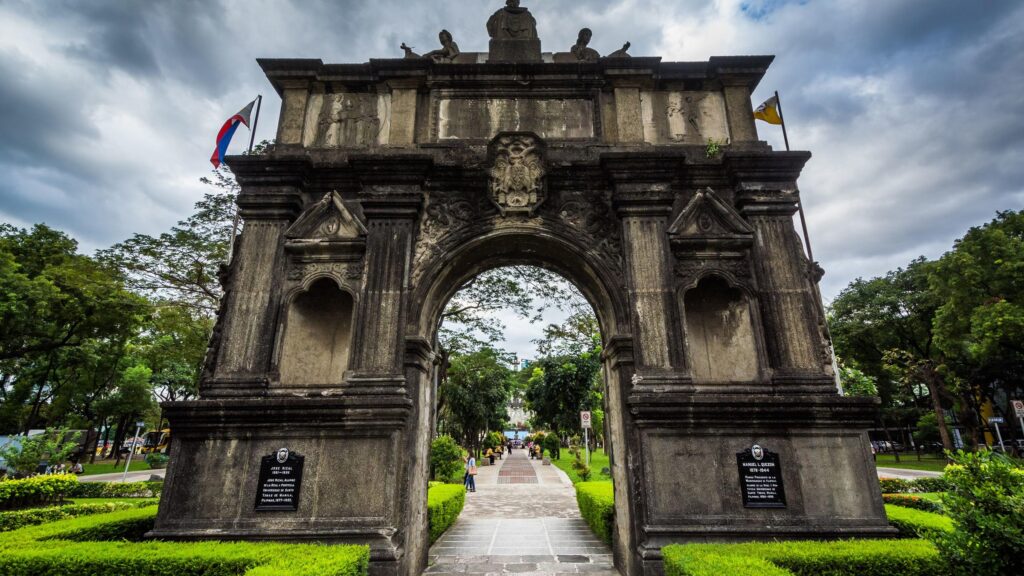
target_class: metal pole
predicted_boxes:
[774,90,790,152]
[993,423,1005,452]
[122,422,144,483]
[584,427,590,466]
[227,96,263,265]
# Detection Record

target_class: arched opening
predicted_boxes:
[682,276,760,382]
[412,231,629,573]
[278,277,354,386]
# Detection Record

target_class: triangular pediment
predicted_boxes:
[286,191,367,240]
[668,188,753,238]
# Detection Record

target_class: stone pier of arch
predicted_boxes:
[149,6,894,575]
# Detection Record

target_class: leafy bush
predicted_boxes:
[67,479,163,498]
[0,500,155,532]
[576,481,614,544]
[663,539,946,576]
[544,434,561,460]
[0,428,82,476]
[144,453,169,469]
[879,477,949,494]
[885,504,953,538]
[571,451,591,482]
[932,450,1024,576]
[427,483,465,544]
[883,493,943,513]
[0,507,369,576]
[0,474,78,510]
[430,435,464,482]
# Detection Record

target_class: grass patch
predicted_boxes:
[81,460,154,475]
[885,504,954,538]
[550,448,612,484]
[873,455,948,473]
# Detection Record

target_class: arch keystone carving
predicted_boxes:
[488,132,546,216]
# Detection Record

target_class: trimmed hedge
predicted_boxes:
[885,504,954,538]
[878,477,949,494]
[663,539,947,576]
[883,493,943,513]
[0,475,78,510]
[0,507,369,576]
[576,481,614,545]
[0,500,157,532]
[427,483,465,544]
[68,480,163,498]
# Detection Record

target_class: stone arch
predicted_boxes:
[411,227,629,344]
[277,276,356,386]
[679,273,763,383]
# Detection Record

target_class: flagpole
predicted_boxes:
[774,90,843,393]
[775,90,790,152]
[228,95,262,264]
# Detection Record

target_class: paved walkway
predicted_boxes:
[428,449,617,576]
[875,466,942,480]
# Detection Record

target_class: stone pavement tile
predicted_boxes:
[504,563,539,572]
[519,555,556,563]
[426,564,468,573]
[536,562,573,573]
[555,555,591,563]
[575,563,616,572]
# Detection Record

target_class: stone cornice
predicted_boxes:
[257,55,775,95]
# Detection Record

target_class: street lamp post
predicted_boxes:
[122,421,145,483]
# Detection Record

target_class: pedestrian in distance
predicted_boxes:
[465,454,477,492]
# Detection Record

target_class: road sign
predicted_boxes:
[988,416,1005,424]
[580,411,592,429]
[1013,400,1024,418]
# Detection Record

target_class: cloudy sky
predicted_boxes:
[1,0,1022,358]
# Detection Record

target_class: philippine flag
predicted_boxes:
[210,99,257,168]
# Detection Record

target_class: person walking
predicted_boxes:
[465,454,477,493]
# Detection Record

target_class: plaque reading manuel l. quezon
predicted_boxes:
[255,448,305,511]
[736,444,786,508]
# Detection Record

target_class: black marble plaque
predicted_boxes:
[255,449,304,511]
[736,445,786,508]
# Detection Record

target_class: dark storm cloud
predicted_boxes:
[0,0,1021,311]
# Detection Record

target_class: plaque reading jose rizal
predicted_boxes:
[255,448,305,511]
[736,444,786,508]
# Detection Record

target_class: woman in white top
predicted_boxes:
[464,454,477,493]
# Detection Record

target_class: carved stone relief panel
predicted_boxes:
[312,92,386,147]
[410,190,493,287]
[436,97,596,140]
[640,91,731,145]
[555,191,624,273]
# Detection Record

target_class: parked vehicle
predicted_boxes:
[141,429,171,454]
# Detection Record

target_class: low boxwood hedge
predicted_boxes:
[68,479,163,498]
[885,504,954,538]
[883,493,943,513]
[427,483,465,544]
[663,538,946,576]
[0,500,157,532]
[0,507,369,576]
[575,481,614,545]
[0,475,78,510]
[878,477,949,494]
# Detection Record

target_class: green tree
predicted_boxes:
[525,349,601,438]
[837,357,879,397]
[0,427,82,476]
[429,435,464,482]
[437,347,514,455]
[931,210,1024,427]
[829,258,956,452]
[0,224,149,435]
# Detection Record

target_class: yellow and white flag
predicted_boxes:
[754,95,783,125]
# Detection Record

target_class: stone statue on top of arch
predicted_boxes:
[487,0,538,39]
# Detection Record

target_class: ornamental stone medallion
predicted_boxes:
[151,3,894,576]
[488,132,546,216]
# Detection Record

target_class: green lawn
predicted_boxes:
[81,460,154,475]
[874,454,948,472]
[549,448,612,484]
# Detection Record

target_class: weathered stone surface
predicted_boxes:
[156,44,891,576]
